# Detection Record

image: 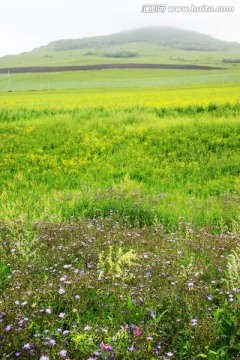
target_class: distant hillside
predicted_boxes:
[46,27,240,52]
[1,26,240,69]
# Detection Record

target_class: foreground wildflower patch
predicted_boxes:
[0,217,239,359]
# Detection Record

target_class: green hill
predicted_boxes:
[1,27,240,69]
[46,27,240,52]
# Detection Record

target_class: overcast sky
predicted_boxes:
[0,0,239,57]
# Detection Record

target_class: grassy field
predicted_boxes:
[0,106,240,228]
[2,69,240,92]
[0,81,240,359]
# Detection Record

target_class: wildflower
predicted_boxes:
[5,325,12,331]
[105,345,112,352]
[15,353,21,357]
[191,319,198,326]
[40,356,49,360]
[59,350,67,357]
[21,301,28,306]
[22,343,31,350]
[45,308,52,314]
[59,313,65,318]
[84,325,91,331]
[134,327,142,337]
[127,346,134,352]
[58,288,65,295]
[99,342,112,352]
[166,352,174,357]
[63,330,70,335]
[49,339,56,346]
[150,311,156,319]
[206,295,212,300]
[100,342,105,350]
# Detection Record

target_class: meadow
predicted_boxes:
[0,83,240,359]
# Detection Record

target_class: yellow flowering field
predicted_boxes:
[1,83,240,110]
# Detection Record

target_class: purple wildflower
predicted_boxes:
[191,319,198,326]
[105,345,112,352]
[84,325,91,331]
[49,339,56,346]
[100,342,105,350]
[59,350,67,357]
[62,330,70,335]
[5,325,12,332]
[150,311,156,319]
[128,346,135,352]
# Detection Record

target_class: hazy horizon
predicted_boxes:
[1,0,239,57]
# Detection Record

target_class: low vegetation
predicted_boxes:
[103,50,138,58]
[1,216,240,359]
[223,59,240,63]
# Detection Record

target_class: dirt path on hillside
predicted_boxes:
[0,63,225,73]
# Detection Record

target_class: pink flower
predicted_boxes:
[134,327,142,337]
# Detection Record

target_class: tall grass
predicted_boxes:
[0,105,239,230]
